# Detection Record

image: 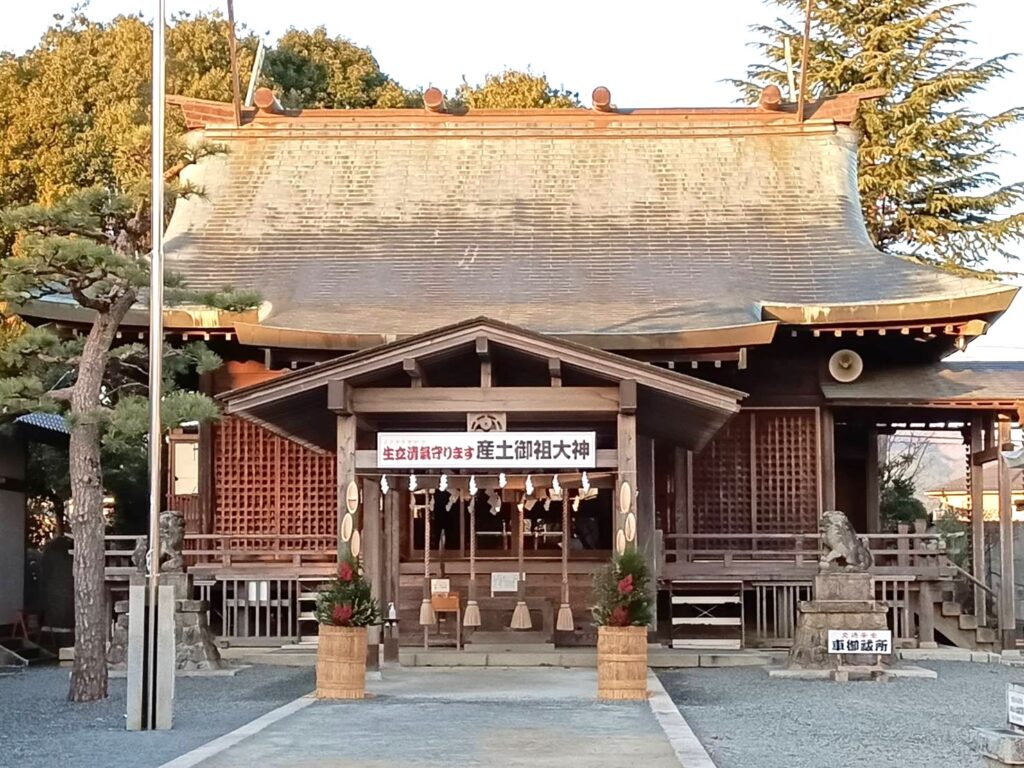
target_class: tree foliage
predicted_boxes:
[455,69,579,109]
[734,0,1024,268]
[263,27,416,109]
[879,437,929,529]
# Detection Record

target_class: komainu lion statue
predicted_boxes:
[131,510,186,573]
[820,510,873,571]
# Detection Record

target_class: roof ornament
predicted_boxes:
[252,86,282,114]
[759,84,783,112]
[591,86,613,112]
[424,87,446,114]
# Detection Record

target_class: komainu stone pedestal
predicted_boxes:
[108,573,223,672]
[975,728,1024,766]
[781,572,891,680]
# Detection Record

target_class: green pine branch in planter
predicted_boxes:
[592,549,653,627]
[315,554,381,627]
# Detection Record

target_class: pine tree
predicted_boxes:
[733,0,1024,268]
[0,165,257,702]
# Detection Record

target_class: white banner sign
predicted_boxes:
[827,629,892,655]
[491,572,521,595]
[1008,684,1024,728]
[377,431,596,469]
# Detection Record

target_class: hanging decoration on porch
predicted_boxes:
[499,472,507,489]
[380,475,390,496]
[419,489,435,627]
[525,474,534,496]
[464,487,482,628]
[556,488,574,632]
[510,493,532,630]
[408,473,417,492]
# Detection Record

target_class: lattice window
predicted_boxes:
[753,410,819,535]
[213,416,335,551]
[692,412,752,547]
[693,409,819,545]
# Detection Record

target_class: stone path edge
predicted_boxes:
[647,671,718,768]
[156,692,315,768]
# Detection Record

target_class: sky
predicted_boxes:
[2,0,1023,359]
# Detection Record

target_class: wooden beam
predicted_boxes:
[348,386,619,414]
[619,380,638,415]
[336,414,357,561]
[328,379,352,414]
[476,337,491,388]
[637,435,657,628]
[403,358,425,388]
[970,419,987,628]
[548,358,562,387]
[998,418,1016,647]
[973,446,1001,465]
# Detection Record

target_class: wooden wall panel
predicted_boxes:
[753,410,819,535]
[692,409,819,545]
[692,412,752,546]
[213,416,335,550]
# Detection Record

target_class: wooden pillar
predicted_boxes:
[197,371,215,534]
[383,490,401,660]
[672,447,691,561]
[362,479,382,669]
[336,412,357,562]
[865,428,880,534]
[820,408,836,512]
[637,435,657,627]
[917,581,937,649]
[998,418,1016,647]
[616,381,638,556]
[970,419,988,627]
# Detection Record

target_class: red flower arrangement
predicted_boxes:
[315,554,380,627]
[592,550,652,628]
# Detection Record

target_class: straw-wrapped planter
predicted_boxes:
[315,555,380,700]
[592,550,652,701]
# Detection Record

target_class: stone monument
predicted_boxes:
[109,510,223,671]
[778,510,892,681]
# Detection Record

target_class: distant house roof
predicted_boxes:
[927,469,1024,495]
[822,361,1024,407]
[153,90,1015,351]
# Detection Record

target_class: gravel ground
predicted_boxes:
[659,662,1022,768]
[0,664,314,768]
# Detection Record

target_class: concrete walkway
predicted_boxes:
[162,668,697,767]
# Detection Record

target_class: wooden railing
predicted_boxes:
[183,534,337,568]
[662,529,960,577]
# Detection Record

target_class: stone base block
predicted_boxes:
[976,728,1024,765]
[815,571,874,601]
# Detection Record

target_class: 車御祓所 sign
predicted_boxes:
[827,629,892,655]
[377,431,597,469]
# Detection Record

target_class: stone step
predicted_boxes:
[466,630,551,646]
[941,601,962,617]
[977,627,998,645]
[959,614,979,631]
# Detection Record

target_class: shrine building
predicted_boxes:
[21,84,1024,656]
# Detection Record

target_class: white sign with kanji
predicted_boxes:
[377,431,597,469]
[827,629,893,655]
[1008,683,1024,728]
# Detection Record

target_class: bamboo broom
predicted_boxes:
[510,494,532,630]
[419,488,435,627]
[463,489,481,627]
[556,489,574,632]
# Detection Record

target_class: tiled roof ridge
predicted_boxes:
[167,88,885,132]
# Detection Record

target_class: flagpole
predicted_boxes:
[147,0,167,731]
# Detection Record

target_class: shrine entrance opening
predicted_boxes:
[220,318,744,650]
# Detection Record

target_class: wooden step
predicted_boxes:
[941,601,962,618]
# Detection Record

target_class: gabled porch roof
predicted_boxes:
[220,317,746,452]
